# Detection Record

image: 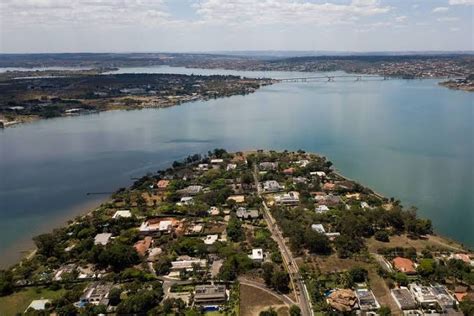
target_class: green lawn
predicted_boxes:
[0,287,65,316]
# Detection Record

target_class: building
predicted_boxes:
[134,237,153,257]
[393,257,416,274]
[310,171,326,178]
[391,287,418,310]
[139,217,179,235]
[311,224,326,234]
[227,195,245,203]
[25,299,51,312]
[409,283,438,309]
[275,191,300,205]
[183,185,203,195]
[249,248,264,262]
[236,207,259,220]
[75,283,112,307]
[210,159,224,164]
[208,206,220,216]
[204,234,219,245]
[171,257,207,272]
[430,284,456,309]
[316,205,330,213]
[283,167,295,175]
[197,163,209,171]
[355,289,380,311]
[226,163,237,171]
[112,210,132,219]
[194,284,227,305]
[259,162,277,170]
[94,233,112,246]
[180,196,194,205]
[327,289,357,312]
[263,180,282,192]
[156,179,170,190]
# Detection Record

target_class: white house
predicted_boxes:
[204,234,219,245]
[249,248,264,262]
[94,233,112,246]
[316,205,330,213]
[311,224,326,234]
[112,210,132,219]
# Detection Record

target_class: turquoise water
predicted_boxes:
[0,66,472,265]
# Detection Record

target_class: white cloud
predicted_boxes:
[432,7,449,13]
[437,16,460,22]
[195,0,390,27]
[395,15,407,22]
[448,0,474,5]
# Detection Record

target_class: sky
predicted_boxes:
[0,0,473,53]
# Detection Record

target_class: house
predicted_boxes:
[25,299,51,312]
[94,233,112,246]
[156,180,170,190]
[310,171,326,178]
[236,207,259,220]
[197,163,209,171]
[208,206,220,216]
[327,289,357,312]
[316,205,330,213]
[171,257,207,272]
[112,210,132,219]
[454,286,468,302]
[183,185,203,195]
[275,191,300,205]
[249,248,264,262]
[139,217,179,235]
[393,257,416,274]
[263,180,282,192]
[323,182,336,191]
[391,287,418,310]
[355,289,380,311]
[450,253,473,265]
[210,159,224,164]
[180,196,194,205]
[194,284,227,305]
[54,264,77,281]
[311,224,326,234]
[227,195,245,203]
[408,283,438,309]
[361,202,370,209]
[293,176,308,184]
[295,159,309,167]
[226,163,237,171]
[259,162,277,170]
[204,234,219,245]
[75,283,113,307]
[430,284,456,309]
[283,167,295,175]
[134,237,153,257]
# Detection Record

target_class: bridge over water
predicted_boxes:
[276,74,387,82]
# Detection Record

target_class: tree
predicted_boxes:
[289,305,301,316]
[394,272,409,286]
[154,257,172,275]
[417,258,436,277]
[378,306,392,316]
[0,270,13,296]
[334,235,365,258]
[262,262,275,286]
[460,298,474,316]
[108,287,122,306]
[349,267,368,283]
[226,216,244,242]
[374,230,390,242]
[271,270,290,293]
[260,307,278,316]
[96,242,140,271]
[304,229,331,255]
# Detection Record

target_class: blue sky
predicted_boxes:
[0,0,472,53]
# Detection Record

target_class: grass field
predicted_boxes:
[239,284,288,316]
[0,287,65,316]
[367,234,466,253]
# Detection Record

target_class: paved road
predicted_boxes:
[253,165,314,316]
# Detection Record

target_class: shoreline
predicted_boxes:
[0,196,107,269]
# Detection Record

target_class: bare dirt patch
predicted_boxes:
[240,284,288,316]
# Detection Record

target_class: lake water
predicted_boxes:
[0,66,473,266]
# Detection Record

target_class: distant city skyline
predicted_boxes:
[1,0,473,53]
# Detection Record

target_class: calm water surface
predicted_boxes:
[0,66,473,266]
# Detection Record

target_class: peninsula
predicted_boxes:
[0,71,273,127]
[1,150,472,315]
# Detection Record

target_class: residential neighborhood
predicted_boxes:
[0,149,473,315]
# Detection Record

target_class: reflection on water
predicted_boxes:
[0,67,473,266]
